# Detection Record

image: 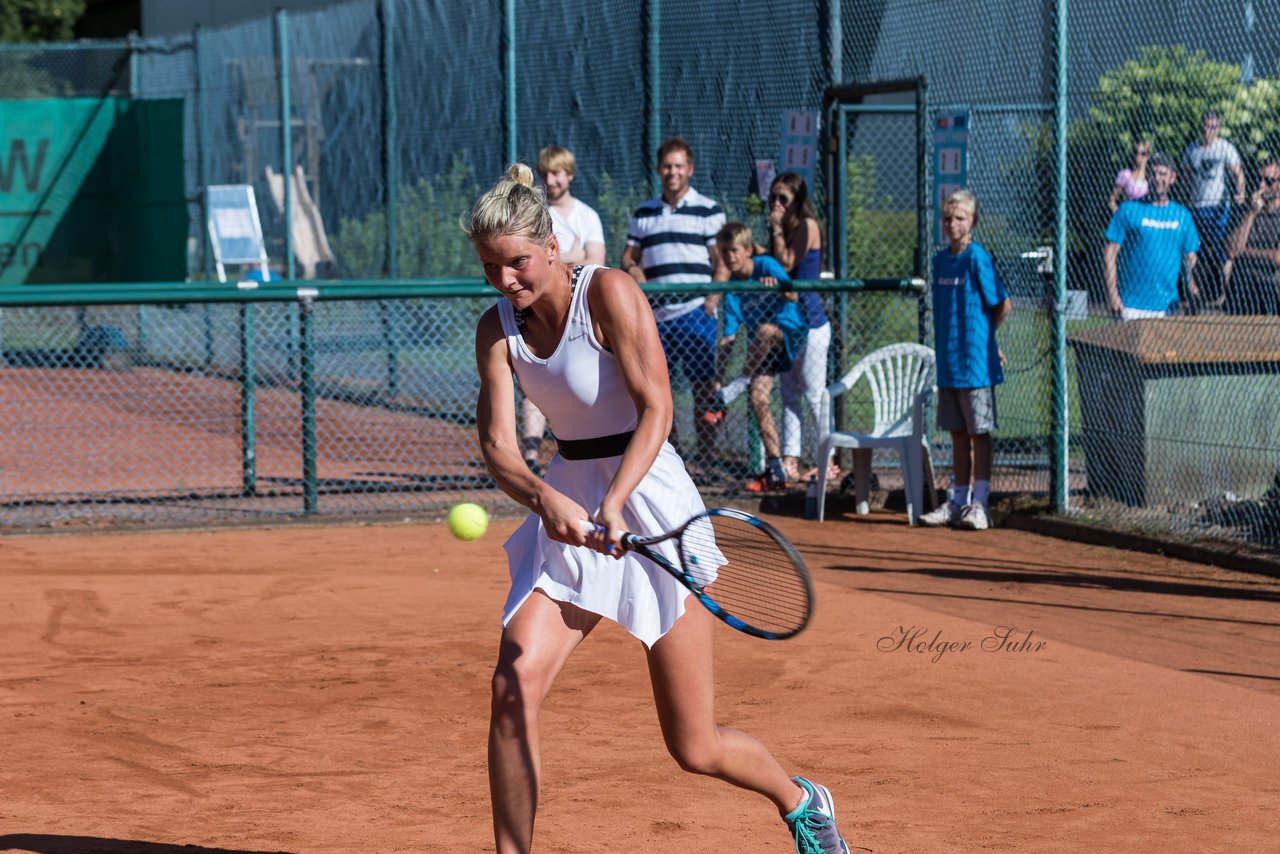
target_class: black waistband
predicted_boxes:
[554,430,635,460]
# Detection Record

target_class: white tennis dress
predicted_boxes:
[498,265,705,647]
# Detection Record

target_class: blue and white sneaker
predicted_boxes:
[784,776,850,854]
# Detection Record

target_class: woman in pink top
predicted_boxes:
[1109,138,1152,212]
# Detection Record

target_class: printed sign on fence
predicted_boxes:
[933,110,970,245]
[779,110,819,190]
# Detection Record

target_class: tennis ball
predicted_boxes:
[447,502,489,541]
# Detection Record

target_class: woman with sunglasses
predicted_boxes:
[764,173,835,484]
[1108,138,1153,213]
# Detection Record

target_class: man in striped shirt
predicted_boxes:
[620,137,727,464]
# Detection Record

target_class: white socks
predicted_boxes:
[952,483,971,506]
[972,479,991,508]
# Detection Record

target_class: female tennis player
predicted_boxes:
[469,163,850,854]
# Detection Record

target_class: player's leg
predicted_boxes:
[645,602,799,807]
[490,590,601,854]
[645,605,851,851]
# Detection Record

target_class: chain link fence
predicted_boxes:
[0,282,915,527]
[1,0,1278,553]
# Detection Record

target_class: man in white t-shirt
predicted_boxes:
[519,146,607,473]
[540,145,606,265]
[1181,110,1245,303]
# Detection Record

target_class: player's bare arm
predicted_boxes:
[588,268,673,544]
[475,306,589,545]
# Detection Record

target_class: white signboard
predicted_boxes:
[207,184,268,281]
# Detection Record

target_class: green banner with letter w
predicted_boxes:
[0,98,116,285]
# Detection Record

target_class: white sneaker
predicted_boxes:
[956,503,990,530]
[919,500,961,527]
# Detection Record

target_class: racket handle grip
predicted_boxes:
[577,519,625,554]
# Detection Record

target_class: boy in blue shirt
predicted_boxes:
[707,222,808,490]
[919,190,1012,530]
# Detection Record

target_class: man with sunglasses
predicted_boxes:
[1181,110,1245,303]
[1222,159,1280,315]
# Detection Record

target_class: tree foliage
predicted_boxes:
[1080,45,1278,169]
[0,0,87,43]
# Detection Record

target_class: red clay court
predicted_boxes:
[1,511,1276,852]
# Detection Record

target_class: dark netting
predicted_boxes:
[513,0,648,256]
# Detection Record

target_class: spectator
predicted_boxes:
[708,222,808,491]
[620,138,726,467]
[764,172,833,483]
[918,190,1011,532]
[519,146,607,473]
[1181,110,1245,302]
[1104,152,1201,320]
[540,145,606,266]
[1108,137,1152,213]
[1222,157,1280,315]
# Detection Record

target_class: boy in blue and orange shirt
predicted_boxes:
[706,222,808,490]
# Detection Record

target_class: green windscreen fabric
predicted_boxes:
[0,97,187,285]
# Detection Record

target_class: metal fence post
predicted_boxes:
[128,30,149,359]
[278,9,294,281]
[195,24,212,287]
[915,76,929,348]
[504,0,516,167]
[194,24,215,369]
[277,9,300,380]
[300,297,318,515]
[1051,0,1069,513]
[646,0,660,192]
[381,0,401,399]
[241,299,257,496]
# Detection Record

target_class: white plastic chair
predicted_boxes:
[815,343,936,524]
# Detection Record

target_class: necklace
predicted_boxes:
[515,264,582,330]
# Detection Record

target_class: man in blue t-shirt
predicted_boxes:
[919,190,1012,531]
[1104,152,1201,319]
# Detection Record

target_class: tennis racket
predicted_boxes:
[580,508,813,640]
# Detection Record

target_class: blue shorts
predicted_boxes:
[658,307,718,383]
[1191,205,1230,246]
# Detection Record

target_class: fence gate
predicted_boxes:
[825,78,928,343]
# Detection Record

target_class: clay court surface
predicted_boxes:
[1,511,1277,853]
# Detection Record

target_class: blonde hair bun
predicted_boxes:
[464,163,553,245]
[506,162,536,188]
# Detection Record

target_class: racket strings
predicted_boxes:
[679,516,811,635]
